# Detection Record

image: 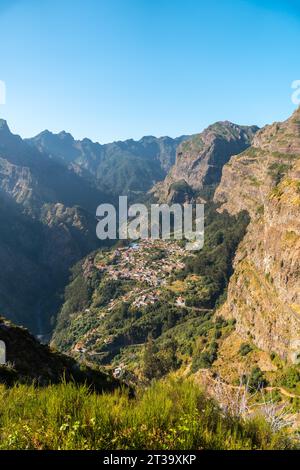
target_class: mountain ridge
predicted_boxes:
[27,127,189,195]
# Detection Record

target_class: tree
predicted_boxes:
[246,367,267,391]
[143,336,161,380]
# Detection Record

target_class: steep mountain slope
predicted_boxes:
[28,131,188,195]
[0,120,110,213]
[214,108,300,362]
[0,316,120,391]
[153,122,258,201]
[0,120,109,333]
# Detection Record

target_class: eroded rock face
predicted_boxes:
[153,122,258,201]
[215,108,300,361]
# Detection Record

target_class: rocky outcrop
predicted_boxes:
[153,122,258,201]
[0,316,120,391]
[214,108,300,361]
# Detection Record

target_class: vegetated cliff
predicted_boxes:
[214,108,300,362]
[0,316,120,391]
[152,121,258,202]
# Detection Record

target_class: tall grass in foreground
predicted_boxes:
[0,378,294,450]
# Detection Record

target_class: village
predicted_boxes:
[95,239,187,310]
[72,239,191,360]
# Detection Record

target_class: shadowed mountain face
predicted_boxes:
[27,131,188,195]
[0,120,109,215]
[0,192,103,335]
[0,120,110,334]
[0,316,121,391]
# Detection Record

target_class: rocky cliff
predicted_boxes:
[214,108,300,362]
[153,122,258,202]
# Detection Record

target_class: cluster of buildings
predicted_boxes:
[99,239,187,309]
[107,239,185,285]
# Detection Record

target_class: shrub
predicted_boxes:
[277,367,300,389]
[239,343,253,357]
[245,367,267,391]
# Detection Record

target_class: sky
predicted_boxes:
[0,0,299,143]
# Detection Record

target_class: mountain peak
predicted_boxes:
[58,130,74,142]
[0,119,11,134]
[38,129,53,137]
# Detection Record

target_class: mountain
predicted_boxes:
[214,108,300,364]
[2,110,299,386]
[153,121,259,202]
[50,110,300,393]
[0,316,120,391]
[0,112,297,449]
[0,120,188,334]
[28,131,188,196]
[0,120,110,334]
[49,120,261,379]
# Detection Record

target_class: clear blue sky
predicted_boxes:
[0,0,299,143]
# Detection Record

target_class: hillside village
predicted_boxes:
[94,239,187,310]
[69,239,193,364]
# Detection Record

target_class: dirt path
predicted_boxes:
[265,386,299,399]
[197,369,300,399]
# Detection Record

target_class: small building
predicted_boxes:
[176,296,186,307]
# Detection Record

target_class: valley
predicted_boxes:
[0,110,299,448]
[1,0,300,453]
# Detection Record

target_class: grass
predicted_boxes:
[0,377,294,450]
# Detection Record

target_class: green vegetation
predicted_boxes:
[243,367,267,392]
[239,343,253,357]
[0,317,119,392]
[53,202,249,379]
[276,366,300,390]
[248,176,261,187]
[192,339,219,372]
[169,179,192,193]
[180,135,204,154]
[191,317,235,372]
[143,336,179,380]
[0,378,293,450]
[168,180,195,202]
[268,162,292,185]
[183,204,250,309]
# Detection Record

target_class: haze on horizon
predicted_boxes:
[0,0,299,143]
